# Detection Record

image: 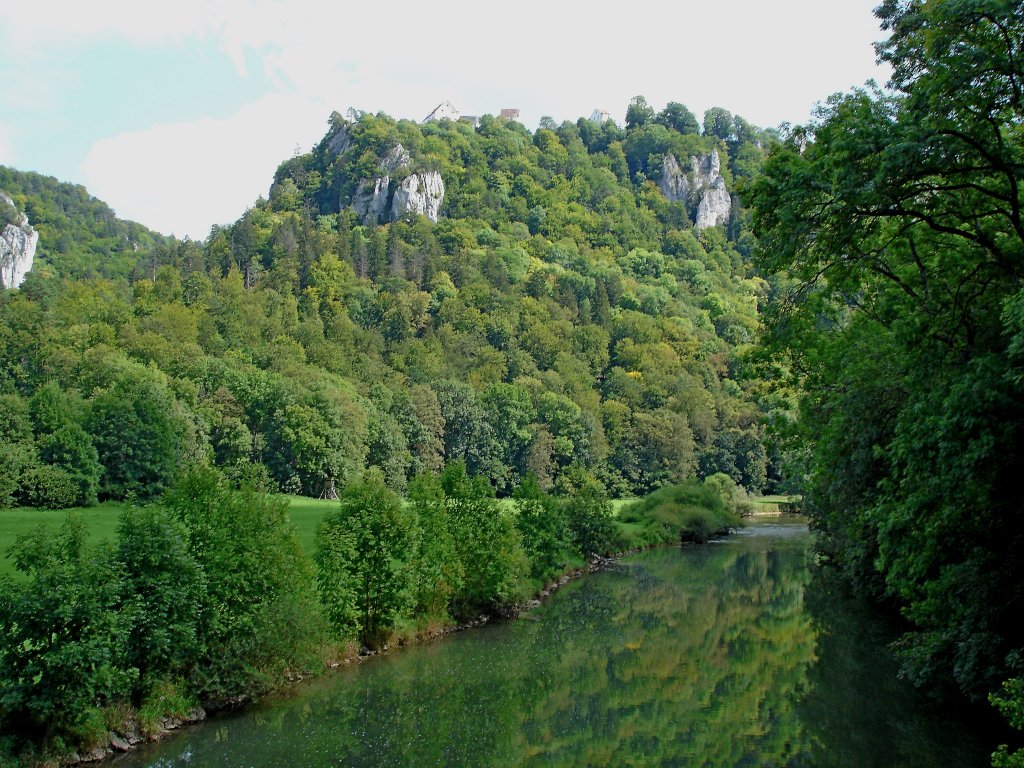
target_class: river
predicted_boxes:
[112,519,991,767]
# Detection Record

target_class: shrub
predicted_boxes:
[620,480,740,544]
[22,463,80,509]
[0,517,130,746]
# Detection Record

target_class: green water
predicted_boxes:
[113,520,990,767]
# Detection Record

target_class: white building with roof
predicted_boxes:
[423,101,461,123]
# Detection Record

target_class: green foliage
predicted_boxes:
[115,507,205,693]
[563,489,618,557]
[136,680,196,740]
[703,472,754,517]
[0,166,173,281]
[748,0,1024,710]
[407,471,462,619]
[442,462,529,615]
[37,424,102,506]
[315,473,411,648]
[513,474,571,581]
[87,369,184,499]
[165,468,326,702]
[621,480,739,544]
[0,517,129,744]
[992,678,1024,768]
[2,89,777,509]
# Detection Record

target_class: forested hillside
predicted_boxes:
[1,100,780,509]
[0,167,175,282]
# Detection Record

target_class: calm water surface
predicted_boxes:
[114,519,990,767]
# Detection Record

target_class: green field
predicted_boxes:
[1,494,636,579]
[0,495,341,579]
[749,495,802,515]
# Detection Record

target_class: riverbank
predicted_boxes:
[2,478,741,768]
[55,552,624,768]
[67,526,719,766]
[92,521,990,768]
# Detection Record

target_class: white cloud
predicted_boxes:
[18,0,891,237]
[80,93,332,239]
[3,0,888,128]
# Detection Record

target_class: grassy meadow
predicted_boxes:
[0,494,685,579]
[0,495,341,579]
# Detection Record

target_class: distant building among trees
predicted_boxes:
[423,101,461,123]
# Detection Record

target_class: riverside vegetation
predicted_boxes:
[2,0,1024,763]
[0,467,740,764]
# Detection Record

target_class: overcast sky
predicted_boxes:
[0,1,890,240]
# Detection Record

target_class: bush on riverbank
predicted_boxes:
[0,468,331,762]
[620,479,740,545]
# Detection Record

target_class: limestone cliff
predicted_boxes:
[0,193,38,290]
[658,149,732,229]
[349,143,444,224]
[350,143,412,224]
[696,176,731,230]
[325,122,351,156]
[391,171,445,223]
[658,154,691,203]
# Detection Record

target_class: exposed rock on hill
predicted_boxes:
[391,171,445,222]
[0,192,38,289]
[658,149,732,229]
[696,176,731,230]
[325,123,351,156]
[349,143,443,224]
[352,177,391,224]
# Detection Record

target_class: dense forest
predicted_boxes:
[1,97,778,510]
[0,89,769,761]
[1,0,1023,763]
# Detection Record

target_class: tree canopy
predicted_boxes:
[749,0,1024,716]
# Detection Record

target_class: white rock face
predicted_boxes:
[350,143,412,224]
[350,143,443,223]
[696,176,732,229]
[658,149,731,229]
[658,153,690,202]
[391,171,445,222]
[380,144,410,175]
[0,193,38,290]
[352,176,392,223]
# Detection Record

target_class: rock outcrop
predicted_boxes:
[350,143,412,224]
[349,143,444,224]
[391,171,445,223]
[0,193,38,290]
[352,177,391,223]
[325,122,351,156]
[696,175,731,230]
[659,153,691,202]
[658,149,732,229]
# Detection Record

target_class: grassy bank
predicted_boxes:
[748,495,802,516]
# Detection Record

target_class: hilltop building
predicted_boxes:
[499,108,521,121]
[423,101,461,123]
[589,109,615,124]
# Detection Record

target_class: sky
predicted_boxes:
[0,0,891,241]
